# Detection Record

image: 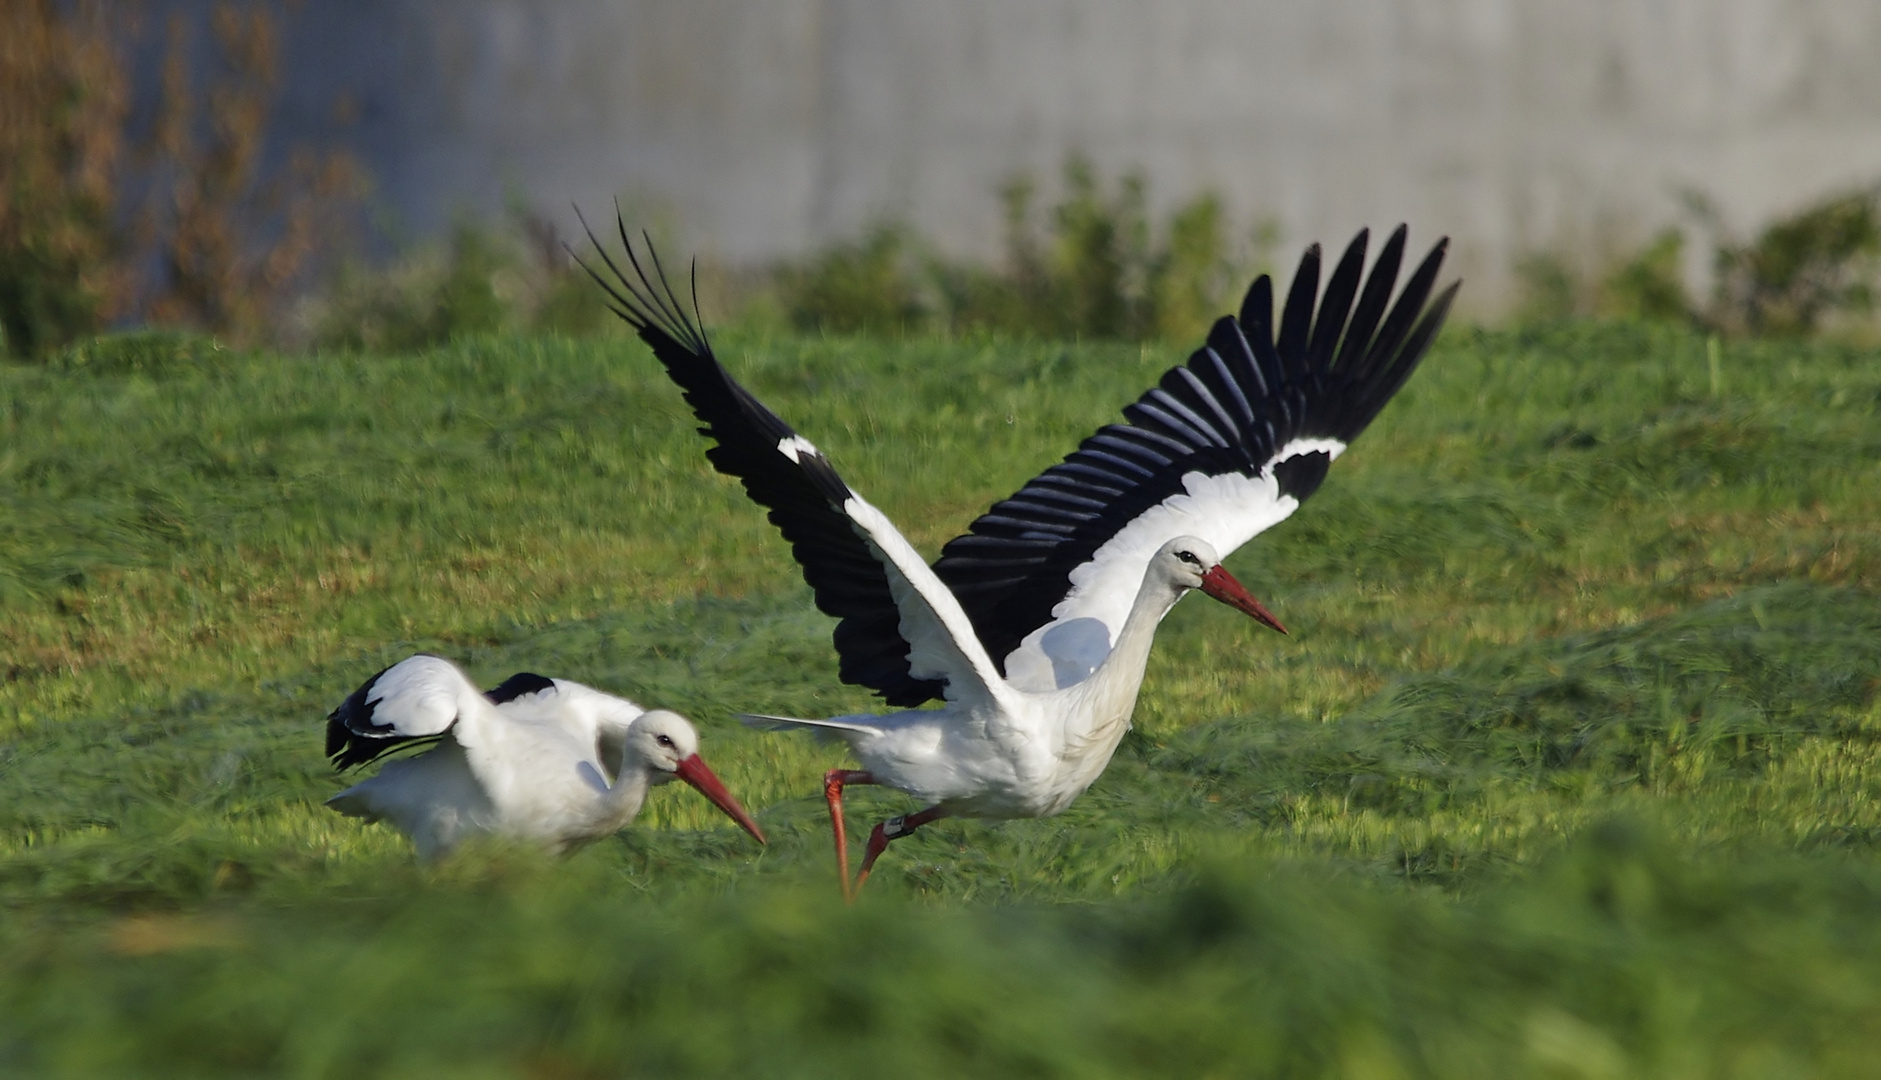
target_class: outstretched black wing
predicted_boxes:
[587,217,1457,704]
[925,227,1458,691]
[576,216,943,704]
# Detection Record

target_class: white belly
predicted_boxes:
[848,684,1139,820]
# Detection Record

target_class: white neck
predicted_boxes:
[1062,570,1188,746]
[594,759,656,830]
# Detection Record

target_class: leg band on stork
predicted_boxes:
[854,806,951,895]
[823,768,951,901]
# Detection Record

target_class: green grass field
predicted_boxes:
[3,320,1879,1076]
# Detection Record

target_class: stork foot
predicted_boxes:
[851,806,949,898]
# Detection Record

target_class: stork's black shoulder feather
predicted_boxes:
[487,672,557,704]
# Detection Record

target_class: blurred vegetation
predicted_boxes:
[10,0,1878,355]
[137,4,362,340]
[1599,228,1692,323]
[7,821,1881,1078]
[777,158,1272,342]
[0,6,1261,352]
[1518,186,1881,338]
[0,0,361,360]
[0,1,131,361]
[775,223,933,337]
[312,158,1269,348]
[308,208,617,352]
[1710,189,1881,337]
[780,174,1881,344]
[3,318,1881,1072]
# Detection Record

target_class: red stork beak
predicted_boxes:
[1199,564,1288,635]
[673,755,768,845]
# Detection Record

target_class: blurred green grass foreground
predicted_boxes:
[3,319,1880,1076]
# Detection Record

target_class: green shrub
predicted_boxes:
[312,222,524,351]
[1600,228,1692,322]
[1035,158,1151,338]
[1152,192,1240,342]
[777,224,932,335]
[1521,188,1881,337]
[1712,189,1881,336]
[0,243,110,362]
[0,1,127,360]
[312,212,624,351]
[777,157,1250,342]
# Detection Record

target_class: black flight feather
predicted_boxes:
[585,216,1458,705]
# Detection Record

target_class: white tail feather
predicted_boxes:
[738,712,879,735]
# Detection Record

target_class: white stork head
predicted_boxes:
[1154,536,1288,635]
[626,710,767,844]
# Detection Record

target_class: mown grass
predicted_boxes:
[2,320,1879,1076]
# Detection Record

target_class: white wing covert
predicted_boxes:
[325,654,483,769]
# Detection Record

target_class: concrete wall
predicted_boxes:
[249,0,1881,312]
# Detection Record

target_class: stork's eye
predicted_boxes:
[1176,550,1203,566]
[655,734,675,748]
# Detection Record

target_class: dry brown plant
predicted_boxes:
[0,0,133,357]
[140,3,364,342]
[2,1,363,356]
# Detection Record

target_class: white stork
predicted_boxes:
[581,220,1457,897]
[324,654,766,859]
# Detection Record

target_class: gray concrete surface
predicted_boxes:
[242,0,1881,312]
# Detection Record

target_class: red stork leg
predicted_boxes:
[823,769,878,902]
[852,806,951,897]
